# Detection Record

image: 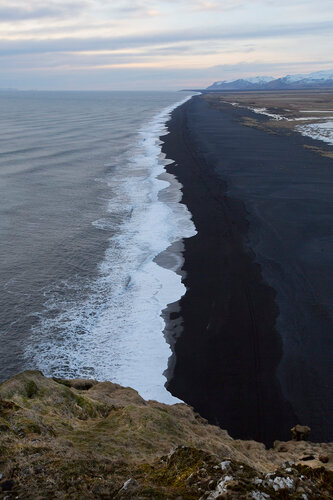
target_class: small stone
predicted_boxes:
[272,476,294,491]
[319,454,329,463]
[220,460,231,471]
[300,455,315,461]
[214,475,234,495]
[253,478,263,485]
[118,478,139,494]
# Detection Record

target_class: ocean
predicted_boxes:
[0,90,196,403]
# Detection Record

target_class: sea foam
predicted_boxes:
[25,95,196,404]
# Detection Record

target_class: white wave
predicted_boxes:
[25,94,196,404]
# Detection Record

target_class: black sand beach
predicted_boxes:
[163,95,333,446]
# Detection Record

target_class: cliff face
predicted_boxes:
[0,371,332,499]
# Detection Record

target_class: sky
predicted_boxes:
[0,0,332,90]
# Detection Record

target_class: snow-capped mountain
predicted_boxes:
[207,69,333,90]
[207,78,272,90]
[244,76,274,84]
[282,69,333,83]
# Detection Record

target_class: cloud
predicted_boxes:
[0,0,331,90]
[0,20,331,57]
[192,0,246,11]
[0,1,87,21]
[110,1,161,17]
[1,58,332,91]
[178,0,332,9]
[0,1,164,25]
[0,7,60,20]
[0,0,331,24]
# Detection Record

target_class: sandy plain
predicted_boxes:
[204,90,333,157]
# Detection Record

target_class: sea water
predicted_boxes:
[0,90,196,403]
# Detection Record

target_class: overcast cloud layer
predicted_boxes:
[0,0,332,89]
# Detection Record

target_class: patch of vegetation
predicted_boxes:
[25,380,38,399]
[240,116,278,134]
[0,399,20,413]
[295,464,333,495]
[52,377,72,388]
[0,417,11,433]
[137,446,212,497]
[303,144,333,159]
[19,419,41,435]
[137,486,172,499]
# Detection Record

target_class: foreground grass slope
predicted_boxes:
[0,371,332,499]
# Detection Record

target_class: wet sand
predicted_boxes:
[162,95,333,446]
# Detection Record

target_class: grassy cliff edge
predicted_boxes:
[0,371,332,499]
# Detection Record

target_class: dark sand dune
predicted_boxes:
[163,96,333,446]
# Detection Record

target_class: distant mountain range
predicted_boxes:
[207,69,333,91]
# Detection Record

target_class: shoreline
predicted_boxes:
[162,95,333,446]
[21,93,196,405]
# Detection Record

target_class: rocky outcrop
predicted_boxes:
[291,425,311,442]
[0,371,332,498]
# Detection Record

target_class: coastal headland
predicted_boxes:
[162,93,333,446]
[1,371,333,498]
